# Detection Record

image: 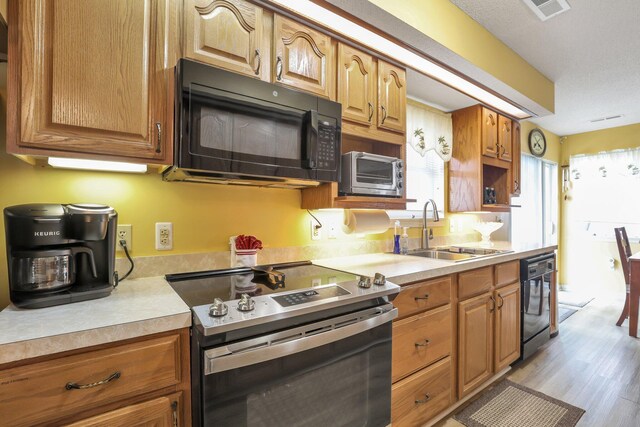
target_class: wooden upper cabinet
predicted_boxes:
[8,0,173,163]
[497,115,512,162]
[184,0,269,81]
[481,107,499,158]
[273,15,335,99]
[337,43,375,126]
[377,60,406,133]
[511,120,522,195]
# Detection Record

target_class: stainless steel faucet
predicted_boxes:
[422,199,440,249]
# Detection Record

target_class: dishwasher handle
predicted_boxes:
[204,305,397,375]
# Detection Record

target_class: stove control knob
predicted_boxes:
[237,294,255,312]
[373,273,386,286]
[358,275,372,289]
[209,298,228,317]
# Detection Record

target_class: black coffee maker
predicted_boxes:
[4,204,118,309]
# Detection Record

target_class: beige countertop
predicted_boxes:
[0,277,191,365]
[313,241,557,285]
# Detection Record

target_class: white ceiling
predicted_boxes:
[450,0,640,136]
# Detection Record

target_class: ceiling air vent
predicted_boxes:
[522,0,571,21]
[589,115,623,123]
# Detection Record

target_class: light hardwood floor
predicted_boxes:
[437,294,640,426]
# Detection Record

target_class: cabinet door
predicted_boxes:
[337,43,375,126]
[10,0,170,162]
[184,0,268,81]
[511,120,521,195]
[273,15,334,99]
[481,107,498,158]
[68,393,182,427]
[497,115,512,162]
[458,292,494,398]
[377,60,406,133]
[494,283,521,372]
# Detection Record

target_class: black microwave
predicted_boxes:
[163,59,341,188]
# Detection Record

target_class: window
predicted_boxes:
[568,148,640,239]
[389,100,448,220]
[511,154,558,246]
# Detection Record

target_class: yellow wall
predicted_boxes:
[368,0,554,113]
[559,123,640,292]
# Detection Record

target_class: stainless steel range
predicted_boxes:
[166,261,400,427]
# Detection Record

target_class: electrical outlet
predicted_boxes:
[116,224,132,252]
[310,220,321,241]
[328,226,337,239]
[155,222,173,250]
[449,218,456,233]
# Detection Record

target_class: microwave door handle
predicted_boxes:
[304,110,318,169]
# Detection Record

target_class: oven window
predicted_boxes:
[522,274,551,341]
[202,323,391,426]
[197,105,302,162]
[356,158,394,184]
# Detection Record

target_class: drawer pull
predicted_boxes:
[414,294,429,301]
[415,339,430,347]
[65,371,121,390]
[172,400,179,427]
[415,393,431,404]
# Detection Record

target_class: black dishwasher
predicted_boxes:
[520,253,556,360]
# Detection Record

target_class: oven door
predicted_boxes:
[201,304,396,427]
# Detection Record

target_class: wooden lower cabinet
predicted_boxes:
[68,392,182,427]
[457,292,494,398]
[0,329,190,427]
[392,305,451,382]
[393,276,452,319]
[391,357,453,427]
[494,282,521,372]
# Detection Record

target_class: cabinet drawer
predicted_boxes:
[392,357,452,427]
[392,305,451,382]
[394,276,451,319]
[458,266,493,299]
[0,334,182,427]
[495,260,519,288]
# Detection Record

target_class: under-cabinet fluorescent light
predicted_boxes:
[47,157,148,173]
[269,0,530,119]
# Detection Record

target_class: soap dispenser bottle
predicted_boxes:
[400,227,409,255]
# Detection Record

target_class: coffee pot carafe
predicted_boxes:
[4,204,118,309]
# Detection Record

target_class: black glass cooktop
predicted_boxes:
[166,262,357,308]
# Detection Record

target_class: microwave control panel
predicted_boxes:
[317,121,337,170]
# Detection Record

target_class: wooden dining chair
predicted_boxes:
[615,227,632,326]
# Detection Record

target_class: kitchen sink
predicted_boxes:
[405,246,513,262]
[406,249,476,261]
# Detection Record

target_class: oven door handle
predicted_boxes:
[204,306,398,375]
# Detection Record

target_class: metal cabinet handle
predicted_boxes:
[489,296,496,313]
[172,401,179,427]
[65,371,121,390]
[414,294,429,301]
[276,56,283,80]
[500,144,507,156]
[514,180,520,191]
[155,122,162,154]
[415,393,431,404]
[381,105,387,124]
[254,49,261,75]
[368,102,374,122]
[497,294,504,309]
[415,339,430,347]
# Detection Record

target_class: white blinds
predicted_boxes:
[404,102,450,212]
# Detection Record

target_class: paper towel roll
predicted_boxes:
[342,209,390,235]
